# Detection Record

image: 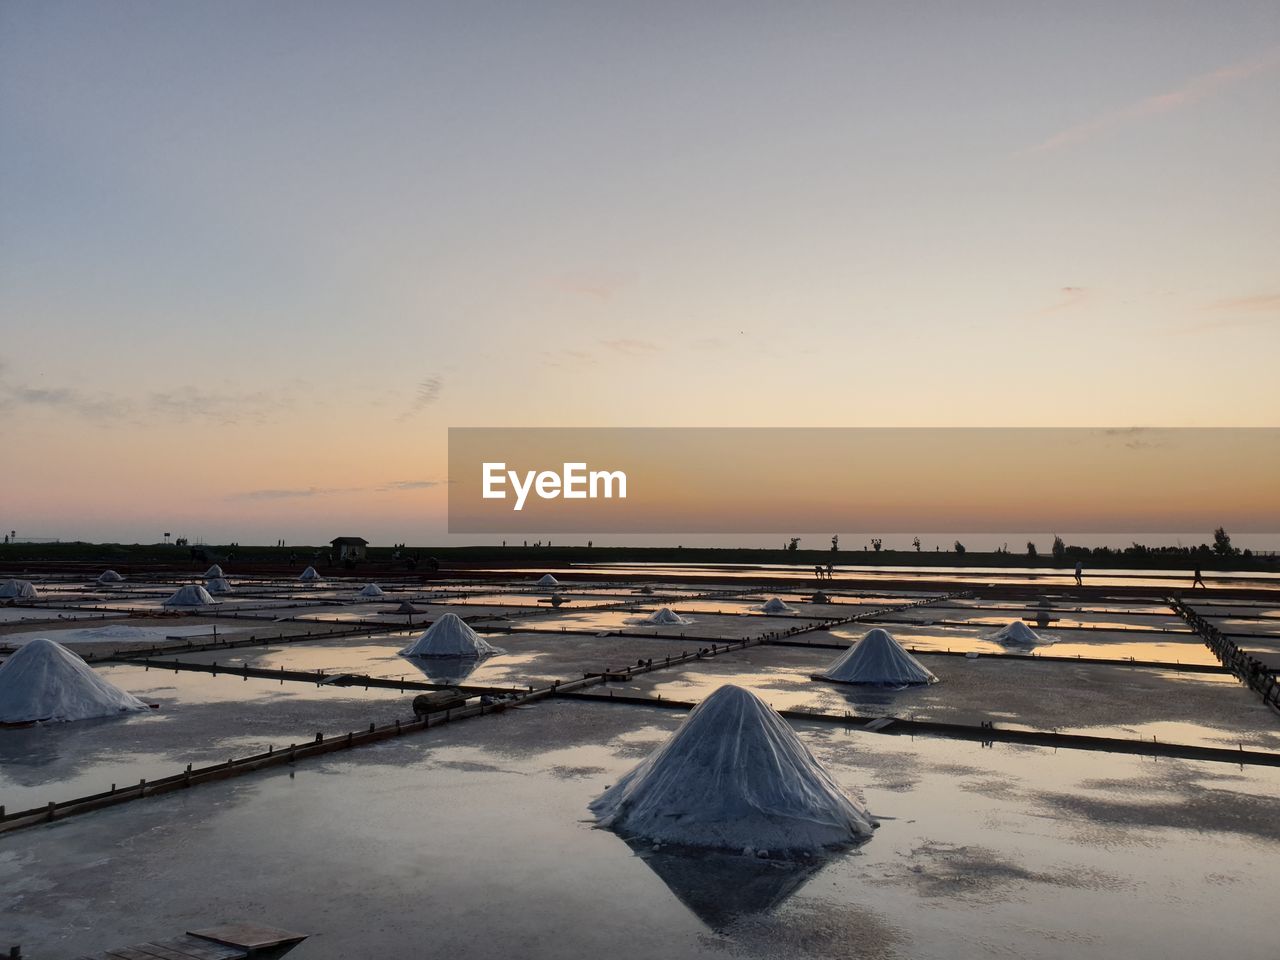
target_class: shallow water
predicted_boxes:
[3,700,1279,960]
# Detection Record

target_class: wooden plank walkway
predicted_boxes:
[64,921,305,960]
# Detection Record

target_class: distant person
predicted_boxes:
[1074,560,1083,586]
[1192,565,1206,589]
[826,563,834,579]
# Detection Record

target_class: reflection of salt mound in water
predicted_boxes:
[536,574,560,587]
[97,570,125,584]
[357,583,385,598]
[389,600,424,614]
[403,654,482,686]
[759,597,794,614]
[0,638,150,723]
[299,566,323,582]
[590,685,876,852]
[205,577,234,595]
[163,584,215,607]
[399,613,503,658]
[0,579,38,600]
[993,621,1050,646]
[628,841,826,930]
[203,565,224,579]
[815,628,937,686]
[638,607,693,626]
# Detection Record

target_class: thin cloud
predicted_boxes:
[599,338,662,355]
[1034,286,1089,315]
[0,363,289,425]
[1101,427,1168,451]
[399,375,443,420]
[228,487,330,501]
[1023,46,1280,155]
[1204,293,1280,314]
[148,388,281,425]
[229,479,442,500]
[1176,293,1280,334]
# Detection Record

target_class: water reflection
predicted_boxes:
[625,839,828,929]
[401,653,494,685]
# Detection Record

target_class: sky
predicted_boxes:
[1,1,1278,545]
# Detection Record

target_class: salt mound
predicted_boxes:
[389,600,424,614]
[993,621,1050,646]
[0,638,150,723]
[163,584,215,607]
[815,628,937,686]
[400,613,503,658]
[97,570,125,584]
[203,565,224,579]
[205,577,235,595]
[299,566,323,582]
[638,585,656,595]
[810,591,832,604]
[0,579,38,600]
[590,685,876,852]
[638,607,693,626]
[759,597,794,614]
[536,574,560,587]
[357,583,385,598]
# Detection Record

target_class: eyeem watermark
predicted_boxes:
[482,462,628,511]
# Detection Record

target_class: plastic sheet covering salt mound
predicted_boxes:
[161,586,216,609]
[299,566,323,582]
[399,613,504,658]
[357,583,385,598]
[758,597,795,614]
[536,574,560,587]
[590,684,877,853]
[202,565,224,579]
[162,584,215,607]
[814,628,938,687]
[205,577,235,595]
[0,638,150,724]
[630,607,694,626]
[0,579,38,600]
[992,620,1052,646]
[96,570,125,584]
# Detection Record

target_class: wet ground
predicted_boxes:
[1,573,1278,958]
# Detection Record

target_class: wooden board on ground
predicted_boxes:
[187,923,308,952]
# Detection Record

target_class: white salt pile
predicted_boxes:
[759,597,794,614]
[299,566,323,582]
[97,570,125,584]
[814,628,938,686]
[590,684,876,852]
[203,565,224,579]
[0,638,150,723]
[357,583,385,598]
[163,584,215,607]
[635,607,693,626]
[399,613,503,658]
[993,621,1051,646]
[0,579,38,600]
[205,578,235,595]
[536,574,560,587]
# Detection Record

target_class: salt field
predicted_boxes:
[2,566,1278,959]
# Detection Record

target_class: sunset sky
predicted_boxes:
[2,3,1277,544]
